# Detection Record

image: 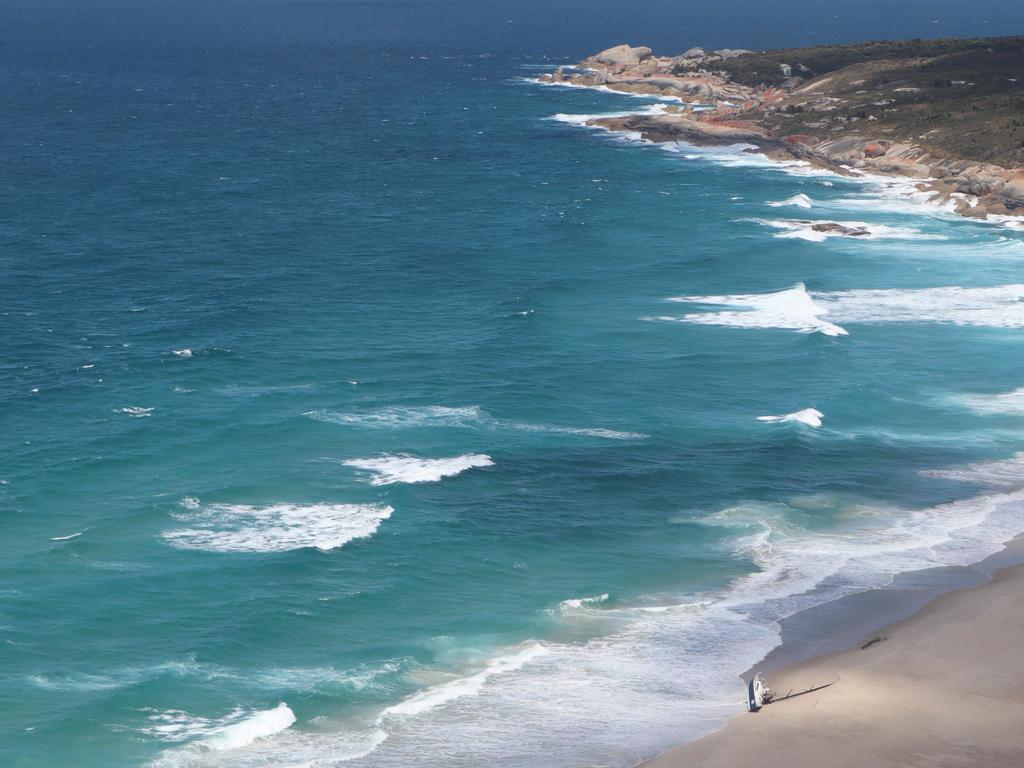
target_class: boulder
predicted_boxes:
[682,47,705,58]
[592,44,652,69]
[1000,177,1024,202]
[863,142,887,158]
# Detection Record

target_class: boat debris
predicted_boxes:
[746,672,835,712]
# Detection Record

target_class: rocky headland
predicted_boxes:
[541,38,1024,220]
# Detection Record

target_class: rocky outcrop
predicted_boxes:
[589,44,653,72]
[590,113,769,145]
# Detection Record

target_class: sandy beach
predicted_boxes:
[642,559,1024,768]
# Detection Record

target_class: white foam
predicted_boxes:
[767,193,813,208]
[162,499,393,553]
[661,283,848,337]
[956,387,1024,415]
[757,408,823,427]
[815,284,1024,329]
[173,349,193,358]
[344,454,493,485]
[116,406,153,417]
[140,709,235,744]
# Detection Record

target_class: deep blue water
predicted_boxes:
[3,2,1024,766]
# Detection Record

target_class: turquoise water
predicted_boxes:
[4,4,1024,767]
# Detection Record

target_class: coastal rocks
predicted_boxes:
[548,41,1023,226]
[953,174,1004,197]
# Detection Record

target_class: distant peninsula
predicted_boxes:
[542,36,1024,219]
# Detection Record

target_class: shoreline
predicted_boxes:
[540,41,1024,224]
[637,537,1024,767]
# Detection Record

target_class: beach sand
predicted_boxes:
[642,562,1024,768]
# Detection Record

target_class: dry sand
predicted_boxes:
[642,563,1024,768]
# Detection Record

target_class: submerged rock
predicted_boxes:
[809,222,872,237]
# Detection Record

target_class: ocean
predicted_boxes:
[3,1,1024,766]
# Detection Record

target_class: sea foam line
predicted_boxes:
[305,406,647,441]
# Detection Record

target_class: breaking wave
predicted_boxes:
[757,408,823,427]
[558,593,611,613]
[766,193,813,208]
[344,454,494,485]
[656,283,1024,335]
[162,499,393,553]
[657,283,848,336]
[141,704,295,749]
